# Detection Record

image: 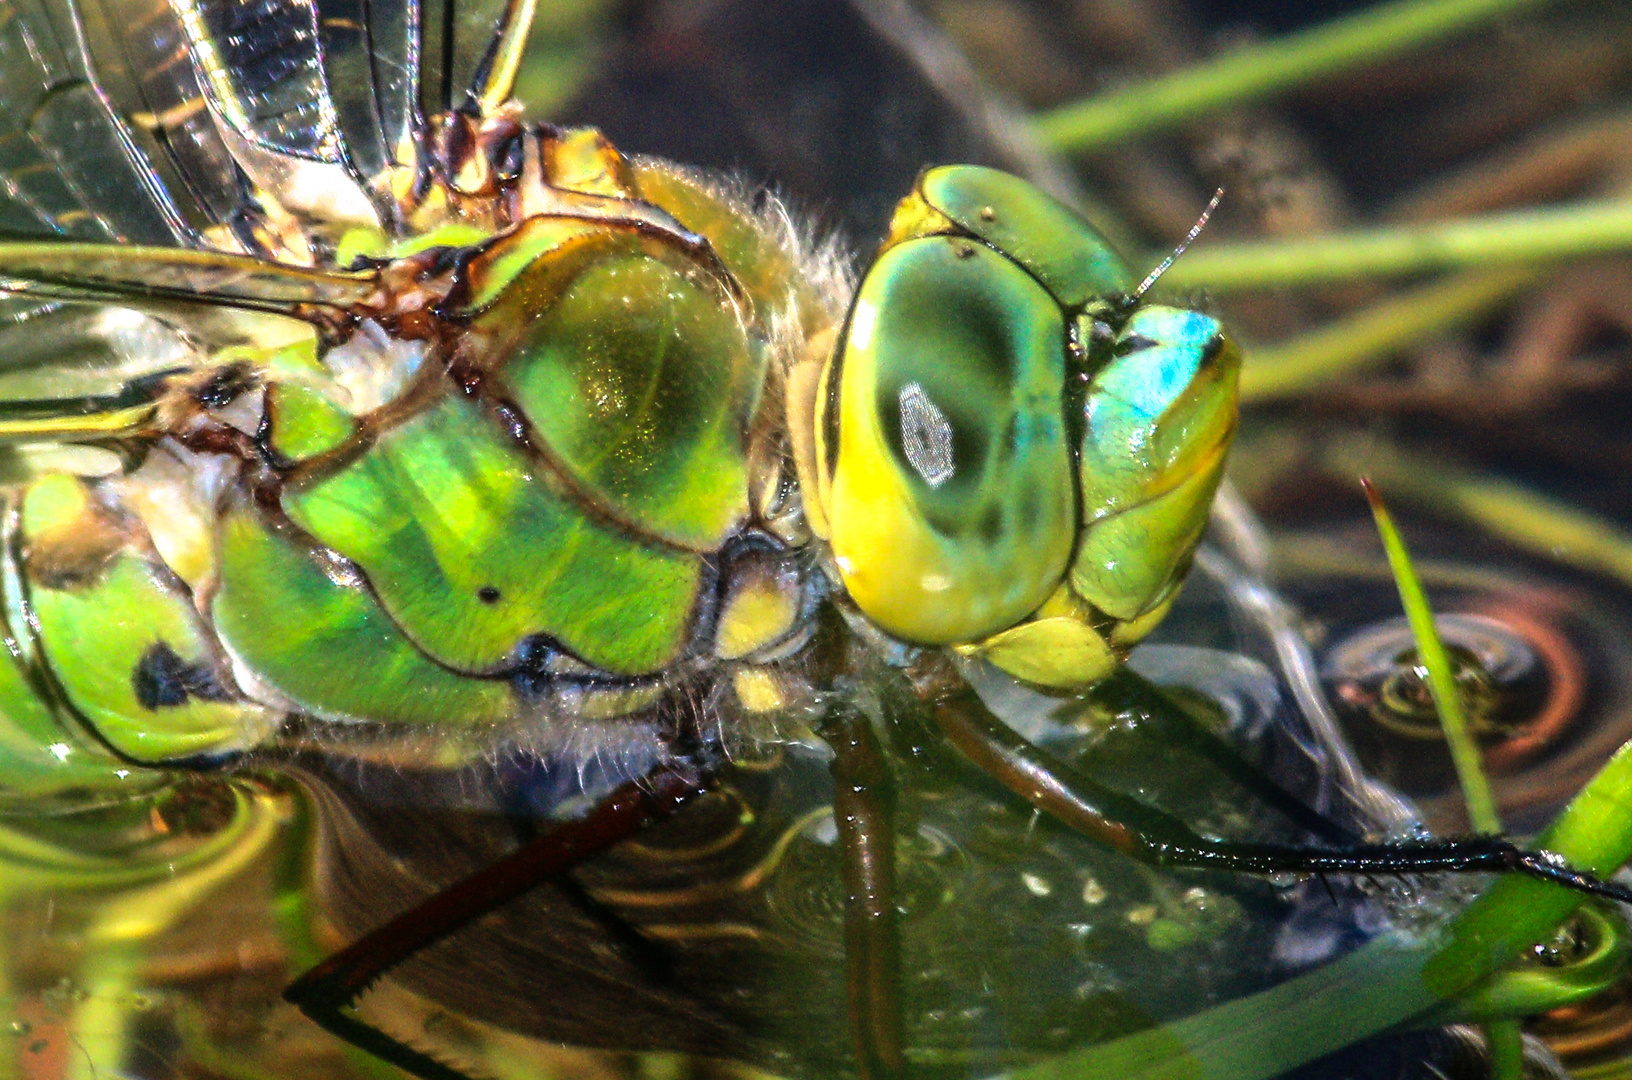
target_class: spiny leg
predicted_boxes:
[283,765,710,1080]
[822,703,907,1080]
[925,673,1632,902]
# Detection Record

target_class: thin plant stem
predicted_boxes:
[1151,199,1632,293]
[1034,0,1558,154]
[1361,478,1500,835]
[1326,439,1632,590]
[1239,268,1539,401]
[1487,1022,1525,1080]
[1363,479,1519,1080]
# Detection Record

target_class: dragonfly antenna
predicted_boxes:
[1132,188,1224,300]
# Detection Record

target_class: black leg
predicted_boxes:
[926,677,1632,903]
[283,765,709,1080]
[822,703,907,1080]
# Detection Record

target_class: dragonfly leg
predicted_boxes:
[822,702,907,1080]
[283,764,710,1080]
[926,676,1632,903]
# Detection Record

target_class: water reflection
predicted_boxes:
[2,622,1419,1079]
[9,508,1632,1077]
[1272,531,1632,837]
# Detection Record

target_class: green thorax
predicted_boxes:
[0,127,840,797]
[251,131,827,690]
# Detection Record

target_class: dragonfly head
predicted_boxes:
[813,167,1240,689]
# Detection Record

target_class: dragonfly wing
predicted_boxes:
[0,0,532,443]
[314,0,418,182]
[0,303,191,396]
[158,0,386,233]
[412,0,531,118]
[0,0,197,244]
[0,242,378,310]
[0,238,376,450]
[0,301,194,458]
[158,0,542,237]
[0,0,546,256]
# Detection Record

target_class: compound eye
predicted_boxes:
[1071,304,1241,623]
[823,236,1075,644]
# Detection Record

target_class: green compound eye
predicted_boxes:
[1072,304,1241,624]
[918,165,1132,305]
[824,235,1076,645]
[819,165,1240,680]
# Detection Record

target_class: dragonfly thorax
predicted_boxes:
[232,130,854,736]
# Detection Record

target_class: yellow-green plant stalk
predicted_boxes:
[1362,477,1500,835]
[1364,478,1518,1079]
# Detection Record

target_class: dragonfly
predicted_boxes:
[0,2,1627,1079]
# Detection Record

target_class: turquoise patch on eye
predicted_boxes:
[1095,308,1220,420]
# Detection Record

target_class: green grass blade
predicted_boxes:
[1033,0,1557,154]
[1360,482,1526,1077]
[1153,199,1632,293]
[1239,268,1538,401]
[1326,439,1632,590]
[1361,477,1500,834]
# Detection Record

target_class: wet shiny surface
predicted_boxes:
[5,1,1632,1078]
[1,650,1409,1080]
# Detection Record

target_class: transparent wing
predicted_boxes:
[0,0,535,430]
[0,241,376,446]
[0,0,540,249]
[415,0,527,119]
[145,0,534,234]
[0,241,378,311]
[0,0,195,244]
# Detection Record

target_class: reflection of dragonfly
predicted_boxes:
[0,3,1629,1080]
